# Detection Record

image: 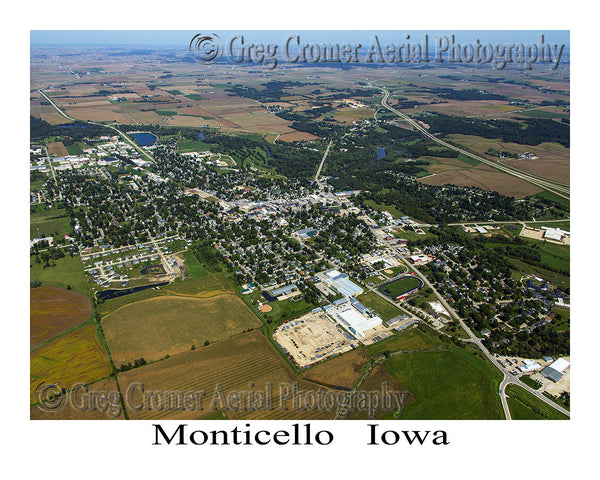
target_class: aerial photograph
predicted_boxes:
[29,29,571,422]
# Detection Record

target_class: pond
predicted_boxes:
[95,281,169,302]
[377,147,386,159]
[131,132,157,146]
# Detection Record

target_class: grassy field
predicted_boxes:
[30,325,112,404]
[30,254,90,295]
[383,346,504,419]
[102,294,262,365]
[182,250,209,278]
[519,375,542,390]
[30,286,93,349]
[117,330,335,420]
[356,291,404,322]
[364,199,405,219]
[365,326,443,357]
[506,384,568,420]
[162,273,234,297]
[177,138,213,152]
[30,205,72,240]
[380,276,422,298]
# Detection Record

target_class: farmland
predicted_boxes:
[301,350,370,389]
[30,286,92,349]
[383,346,504,419]
[117,330,335,420]
[102,294,262,365]
[30,325,112,404]
[30,377,124,420]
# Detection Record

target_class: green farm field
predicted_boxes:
[383,346,504,419]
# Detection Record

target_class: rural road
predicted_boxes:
[372,84,570,200]
[315,139,333,184]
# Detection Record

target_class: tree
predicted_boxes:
[204,340,210,346]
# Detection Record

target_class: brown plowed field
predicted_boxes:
[30,286,93,349]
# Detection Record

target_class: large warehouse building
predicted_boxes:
[322,269,364,297]
[337,308,382,338]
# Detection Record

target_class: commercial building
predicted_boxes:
[337,308,382,338]
[540,357,570,382]
[322,269,363,297]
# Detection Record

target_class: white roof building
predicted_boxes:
[337,309,382,338]
[549,358,570,372]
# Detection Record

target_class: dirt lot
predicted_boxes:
[273,312,353,367]
[301,349,370,389]
[46,141,69,157]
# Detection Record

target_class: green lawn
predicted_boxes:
[506,384,568,420]
[30,254,90,295]
[365,326,443,356]
[65,142,87,155]
[177,138,213,152]
[383,346,504,419]
[30,205,72,240]
[182,250,209,278]
[357,291,404,322]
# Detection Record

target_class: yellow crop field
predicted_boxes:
[30,325,112,404]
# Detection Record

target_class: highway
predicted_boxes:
[397,254,570,419]
[373,85,570,200]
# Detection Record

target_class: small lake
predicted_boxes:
[377,147,386,159]
[198,132,205,140]
[131,132,157,146]
[266,147,272,158]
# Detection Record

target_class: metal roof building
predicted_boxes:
[337,309,382,338]
[541,366,563,383]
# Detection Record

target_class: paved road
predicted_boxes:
[373,85,570,200]
[397,254,570,419]
[315,139,333,184]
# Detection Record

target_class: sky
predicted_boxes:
[30,30,570,48]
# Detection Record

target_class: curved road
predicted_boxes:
[398,254,569,419]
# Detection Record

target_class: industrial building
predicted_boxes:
[542,227,570,242]
[518,359,541,373]
[337,308,382,338]
[540,358,570,382]
[322,269,364,297]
